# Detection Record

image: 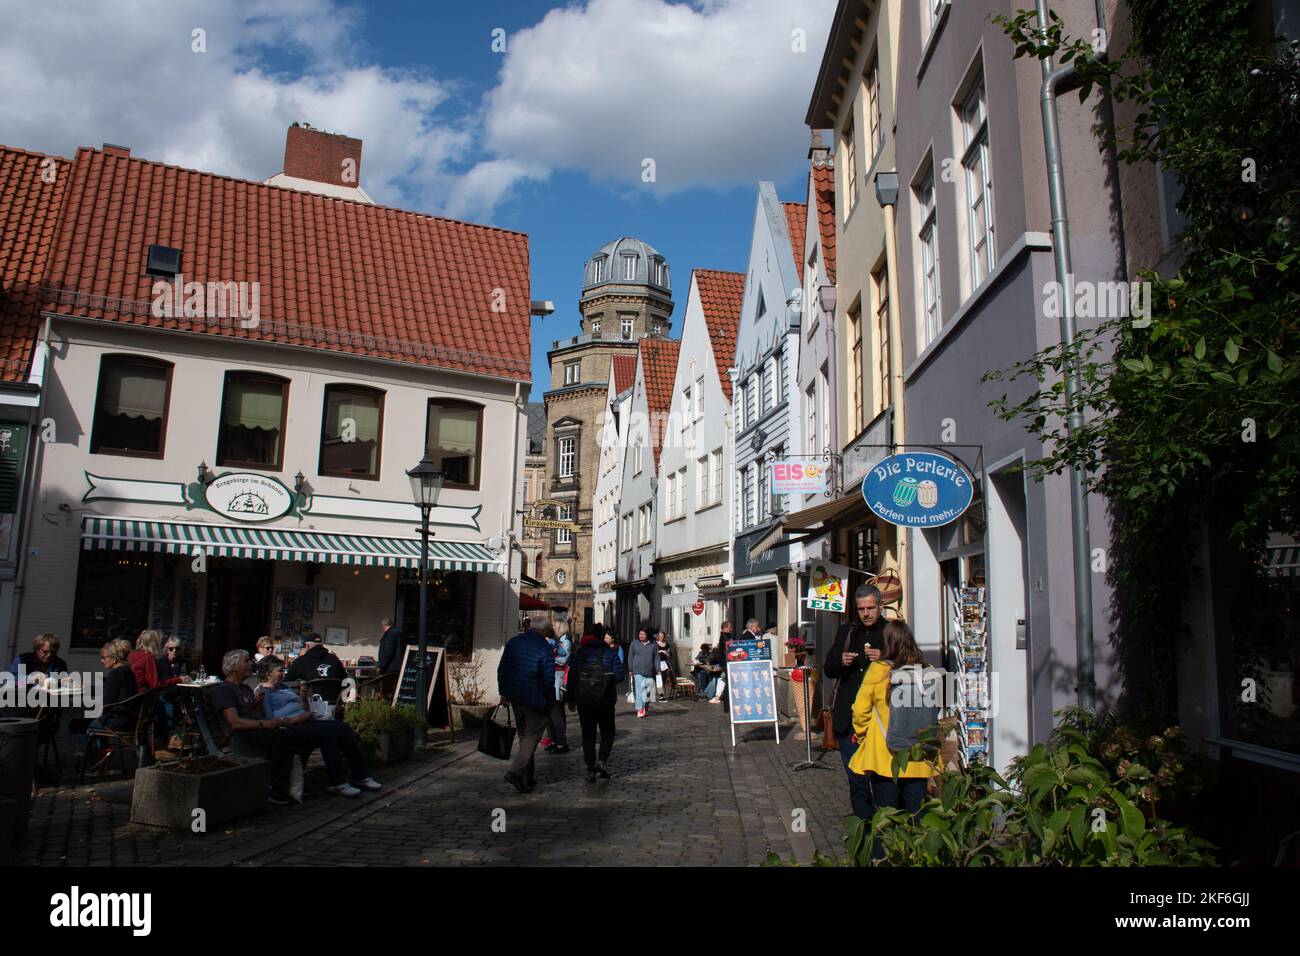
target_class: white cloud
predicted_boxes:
[0,0,468,213]
[457,0,837,214]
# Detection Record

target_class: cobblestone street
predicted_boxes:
[17,695,854,867]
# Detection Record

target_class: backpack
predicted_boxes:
[573,650,614,706]
[885,665,940,755]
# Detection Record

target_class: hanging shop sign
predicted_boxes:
[804,561,848,613]
[204,472,296,522]
[770,460,828,495]
[861,452,974,528]
[692,599,705,616]
[523,518,582,531]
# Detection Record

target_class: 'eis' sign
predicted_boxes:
[862,452,974,528]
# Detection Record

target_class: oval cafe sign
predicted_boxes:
[204,473,295,523]
[861,452,974,528]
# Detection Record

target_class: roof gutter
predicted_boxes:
[1035,0,1107,710]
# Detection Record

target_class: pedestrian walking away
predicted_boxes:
[567,628,626,781]
[542,623,571,754]
[496,615,555,794]
[822,585,885,790]
[627,628,658,717]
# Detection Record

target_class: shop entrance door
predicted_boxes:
[202,558,274,673]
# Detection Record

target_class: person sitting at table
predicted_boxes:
[212,649,318,805]
[129,630,167,691]
[69,639,141,771]
[254,636,274,662]
[153,637,189,752]
[7,633,69,680]
[691,644,713,694]
[257,657,381,798]
[286,633,346,684]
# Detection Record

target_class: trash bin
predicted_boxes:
[0,717,38,846]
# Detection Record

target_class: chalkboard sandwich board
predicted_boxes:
[392,645,454,732]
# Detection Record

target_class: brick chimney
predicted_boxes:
[282,123,362,188]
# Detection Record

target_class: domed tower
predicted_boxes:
[578,237,674,340]
[538,237,675,634]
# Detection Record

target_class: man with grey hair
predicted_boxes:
[210,649,316,805]
[497,615,553,793]
[823,583,885,782]
[743,618,762,640]
[377,617,403,674]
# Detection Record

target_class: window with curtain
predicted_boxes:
[319,384,384,479]
[874,263,892,415]
[426,399,483,488]
[91,355,172,456]
[217,372,288,468]
[961,78,995,290]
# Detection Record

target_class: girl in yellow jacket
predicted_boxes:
[847,620,939,825]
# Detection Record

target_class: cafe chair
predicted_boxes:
[75,686,161,784]
[303,678,344,718]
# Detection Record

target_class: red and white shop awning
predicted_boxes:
[81,517,505,572]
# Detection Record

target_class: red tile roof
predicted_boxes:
[611,353,637,394]
[693,269,744,402]
[0,143,532,383]
[782,202,807,283]
[0,146,73,383]
[811,164,836,283]
[638,338,681,471]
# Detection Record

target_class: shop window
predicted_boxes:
[396,567,478,659]
[217,371,288,469]
[90,355,173,458]
[69,550,153,649]
[426,399,483,489]
[319,384,384,479]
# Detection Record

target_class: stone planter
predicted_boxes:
[130,756,272,830]
[451,704,493,732]
[365,726,415,767]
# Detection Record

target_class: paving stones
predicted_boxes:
[16,699,854,867]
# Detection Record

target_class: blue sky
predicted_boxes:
[0,0,837,400]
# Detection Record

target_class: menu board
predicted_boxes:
[724,637,781,746]
[392,645,452,729]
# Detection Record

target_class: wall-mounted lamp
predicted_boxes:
[197,461,211,485]
[294,471,306,494]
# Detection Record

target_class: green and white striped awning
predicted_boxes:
[1267,544,1300,578]
[82,517,505,572]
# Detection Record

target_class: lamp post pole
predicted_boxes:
[416,501,431,748]
[406,455,445,749]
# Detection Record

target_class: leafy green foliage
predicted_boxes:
[343,699,423,749]
[858,711,1215,867]
[985,4,1300,721]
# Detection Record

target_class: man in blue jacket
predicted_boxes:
[497,615,554,793]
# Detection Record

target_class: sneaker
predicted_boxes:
[326,782,362,797]
[267,790,293,805]
[353,777,383,792]
[708,698,722,704]
[551,744,570,754]
[595,762,612,780]
[504,771,533,794]
[637,709,646,718]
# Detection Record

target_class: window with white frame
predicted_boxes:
[806,383,818,457]
[960,77,995,289]
[623,255,637,280]
[675,467,687,517]
[621,317,634,340]
[559,436,576,477]
[681,385,692,438]
[843,119,858,216]
[638,503,652,544]
[736,382,747,431]
[591,257,605,283]
[696,454,709,508]
[591,319,601,336]
[873,263,892,415]
[564,360,580,385]
[916,165,942,345]
[621,513,633,551]
[760,360,772,416]
[866,57,884,159]
[634,437,643,475]
[694,376,704,421]
[747,375,758,426]
[776,348,786,405]
[557,504,573,544]
[849,301,864,433]
[759,457,771,521]
[926,0,947,37]
[743,464,756,528]
[664,471,677,520]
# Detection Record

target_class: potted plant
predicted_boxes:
[130,755,272,830]
[344,700,421,766]
[449,655,493,731]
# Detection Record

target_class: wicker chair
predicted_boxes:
[75,686,161,783]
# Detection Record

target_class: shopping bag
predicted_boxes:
[477,703,516,760]
[308,694,332,720]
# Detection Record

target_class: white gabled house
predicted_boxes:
[654,269,744,662]
[592,354,638,629]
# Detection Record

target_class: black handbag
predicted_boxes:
[477,703,516,760]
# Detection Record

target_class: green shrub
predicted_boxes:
[343,699,422,749]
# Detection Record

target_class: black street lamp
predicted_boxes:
[406,454,445,747]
